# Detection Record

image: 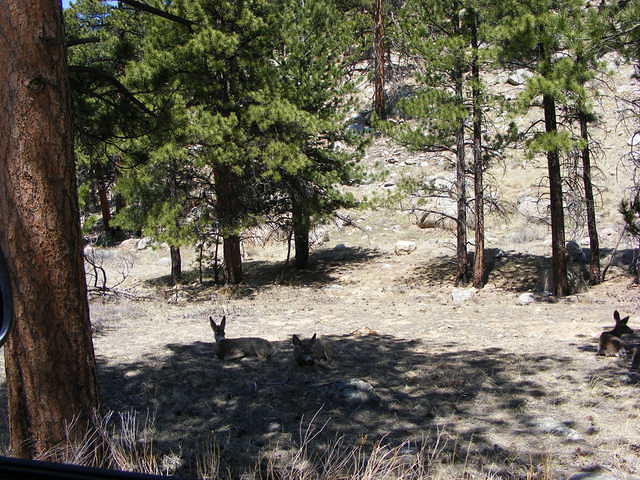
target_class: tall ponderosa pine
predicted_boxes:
[1,0,99,458]
[392,0,506,286]
[495,0,590,296]
[247,0,363,268]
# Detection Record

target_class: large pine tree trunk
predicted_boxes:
[543,93,569,296]
[454,62,469,286]
[292,198,310,269]
[170,245,182,285]
[214,164,243,284]
[579,110,601,284]
[0,1,99,458]
[470,9,485,289]
[372,0,386,118]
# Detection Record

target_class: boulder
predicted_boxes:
[516,195,548,223]
[119,238,140,250]
[517,292,536,305]
[507,69,533,86]
[136,237,152,250]
[329,378,380,406]
[451,287,476,305]
[395,240,417,255]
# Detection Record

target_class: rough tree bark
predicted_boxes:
[97,180,112,235]
[579,110,601,284]
[292,197,310,269]
[169,245,182,285]
[0,0,99,458]
[543,93,569,296]
[373,0,386,118]
[214,164,243,284]
[470,9,485,289]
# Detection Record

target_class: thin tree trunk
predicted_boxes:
[579,110,601,284]
[170,245,182,285]
[543,93,569,296]
[292,198,310,269]
[454,62,469,286]
[373,0,386,118]
[0,1,99,458]
[214,164,243,284]
[470,9,485,289]
[97,181,112,235]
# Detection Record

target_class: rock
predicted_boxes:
[395,240,417,255]
[628,133,640,146]
[517,292,536,305]
[119,238,140,250]
[387,157,400,164]
[566,240,587,264]
[311,228,330,245]
[507,69,533,86]
[383,181,396,188]
[516,195,548,223]
[330,379,380,406]
[83,244,95,257]
[159,257,171,266]
[568,465,635,480]
[137,237,152,250]
[537,418,583,442]
[451,287,476,305]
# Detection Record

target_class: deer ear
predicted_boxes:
[614,310,621,321]
[209,316,216,327]
[221,316,226,329]
[622,316,630,325]
[292,335,301,346]
[311,333,317,342]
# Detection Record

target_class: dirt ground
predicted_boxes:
[4,225,634,479]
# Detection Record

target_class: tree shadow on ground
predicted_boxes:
[142,246,383,300]
[96,332,580,477]
[404,249,548,292]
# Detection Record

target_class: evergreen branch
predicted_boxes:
[65,37,101,48]
[69,66,153,115]
[114,0,197,30]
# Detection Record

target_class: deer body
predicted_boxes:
[210,316,273,361]
[597,310,633,357]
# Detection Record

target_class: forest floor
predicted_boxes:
[15,214,638,479]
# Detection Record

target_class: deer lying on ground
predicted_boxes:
[209,316,273,361]
[597,310,633,357]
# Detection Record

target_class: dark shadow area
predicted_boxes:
[95,332,579,477]
[142,246,383,299]
[405,249,548,292]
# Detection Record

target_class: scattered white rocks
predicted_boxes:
[451,287,476,305]
[394,240,417,255]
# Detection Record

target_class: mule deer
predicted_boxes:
[597,310,633,357]
[209,316,273,361]
[292,334,332,367]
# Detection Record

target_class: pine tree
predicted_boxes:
[495,0,592,296]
